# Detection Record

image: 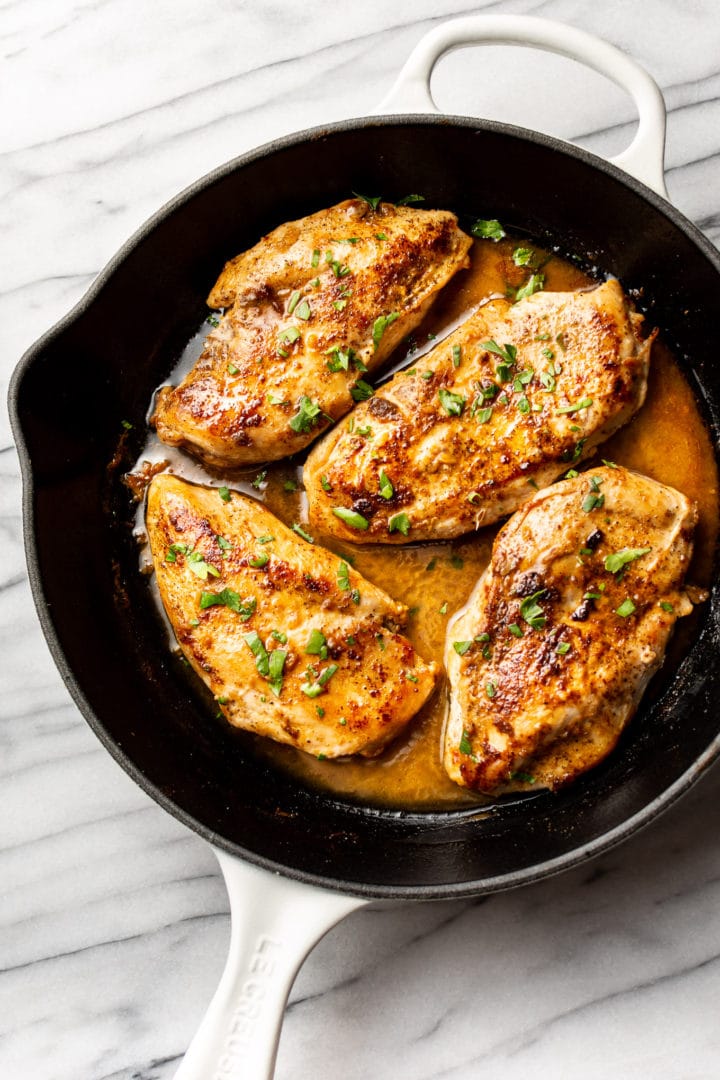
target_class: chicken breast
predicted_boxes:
[304,280,652,544]
[444,466,698,795]
[146,474,438,758]
[152,199,471,468]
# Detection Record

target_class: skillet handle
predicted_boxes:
[173,848,365,1080]
[375,14,668,199]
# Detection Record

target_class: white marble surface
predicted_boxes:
[2,1,720,1077]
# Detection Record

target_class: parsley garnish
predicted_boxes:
[396,193,425,205]
[200,590,256,620]
[289,395,322,434]
[438,388,466,416]
[482,340,517,365]
[459,729,474,754]
[353,192,381,210]
[372,312,400,350]
[379,470,394,499]
[453,641,473,655]
[512,247,536,267]
[218,486,231,503]
[519,589,547,630]
[186,551,220,580]
[471,218,505,240]
[278,325,300,346]
[556,642,571,655]
[604,547,651,574]
[306,628,328,659]
[557,397,593,415]
[388,512,410,536]
[515,273,545,301]
[660,601,674,614]
[251,470,267,490]
[291,523,314,543]
[616,598,636,618]
[351,380,374,402]
[301,663,339,698]
[337,561,350,590]
[332,507,369,531]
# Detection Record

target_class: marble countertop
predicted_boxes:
[3,2,720,1077]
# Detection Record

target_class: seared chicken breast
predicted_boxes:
[305,280,652,544]
[443,466,698,795]
[146,474,438,757]
[152,199,471,467]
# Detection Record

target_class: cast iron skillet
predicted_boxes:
[9,16,720,1080]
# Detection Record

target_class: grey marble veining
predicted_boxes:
[3,1,720,1078]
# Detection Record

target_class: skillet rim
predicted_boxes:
[8,112,720,901]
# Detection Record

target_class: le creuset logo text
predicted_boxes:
[214,934,281,1079]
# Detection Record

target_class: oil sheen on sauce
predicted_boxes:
[132,237,719,811]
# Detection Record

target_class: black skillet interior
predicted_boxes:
[11,117,720,900]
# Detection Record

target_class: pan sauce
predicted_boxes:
[136,236,719,811]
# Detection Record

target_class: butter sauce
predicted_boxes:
[130,237,718,811]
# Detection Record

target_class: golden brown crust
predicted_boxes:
[146,474,438,758]
[443,466,697,794]
[151,199,471,467]
[304,280,653,544]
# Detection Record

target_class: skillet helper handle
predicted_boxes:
[173,848,365,1080]
[375,14,668,199]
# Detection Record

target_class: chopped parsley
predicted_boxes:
[218,486,231,502]
[301,663,339,698]
[471,218,505,240]
[453,640,473,655]
[278,325,300,346]
[252,470,267,489]
[289,395,322,434]
[557,397,593,415]
[459,729,474,755]
[332,506,369,531]
[268,649,287,697]
[256,534,274,544]
[660,601,675,614]
[604,547,651,574]
[306,628,328,659]
[515,273,545,301]
[556,642,571,655]
[283,479,298,492]
[582,491,605,513]
[186,551,220,581]
[200,590,256,620]
[372,312,400,350]
[287,290,301,315]
[295,299,311,321]
[512,247,536,267]
[438,388,466,416]
[616,598,637,618]
[227,363,239,375]
[351,380,374,402]
[388,512,410,536]
[165,542,190,563]
[244,631,270,677]
[519,589,547,630]
[452,345,462,368]
[353,192,381,210]
[311,248,320,267]
[486,682,497,699]
[476,406,493,424]
[379,470,394,499]
[396,193,425,205]
[320,475,332,492]
[291,523,314,543]
[508,623,523,638]
[337,561,351,590]
[482,340,517,365]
